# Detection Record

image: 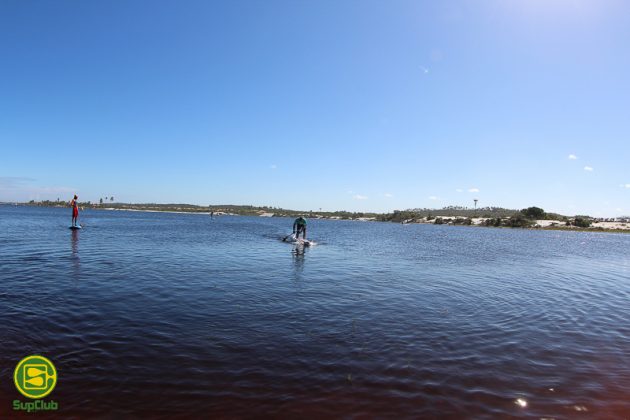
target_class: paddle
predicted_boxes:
[283,233,295,242]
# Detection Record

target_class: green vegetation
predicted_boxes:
[506,213,535,228]
[435,217,473,226]
[483,218,503,227]
[379,206,517,223]
[521,206,545,219]
[570,216,592,228]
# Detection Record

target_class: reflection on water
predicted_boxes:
[1,205,630,418]
[291,245,306,278]
[71,229,79,256]
[71,228,80,279]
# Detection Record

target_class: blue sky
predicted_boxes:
[1,0,629,216]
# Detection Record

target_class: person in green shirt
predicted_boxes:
[293,216,307,240]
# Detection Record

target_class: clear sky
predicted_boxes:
[1,0,629,216]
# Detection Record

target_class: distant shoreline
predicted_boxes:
[5,202,629,234]
[400,216,630,234]
[100,207,237,216]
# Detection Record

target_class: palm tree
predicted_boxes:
[474,199,478,210]
[110,197,114,202]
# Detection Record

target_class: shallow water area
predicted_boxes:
[1,205,629,418]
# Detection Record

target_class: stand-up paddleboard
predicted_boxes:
[69,225,82,230]
[282,235,311,246]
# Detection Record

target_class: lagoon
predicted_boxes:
[1,205,629,417]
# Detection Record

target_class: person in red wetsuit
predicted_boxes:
[70,195,79,227]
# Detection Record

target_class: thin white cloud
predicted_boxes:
[0,176,75,202]
[468,188,480,193]
[269,164,277,169]
[353,194,368,200]
[0,176,36,188]
[419,65,430,74]
[428,196,439,200]
[568,154,578,160]
[35,186,75,193]
[622,184,630,189]
[455,188,464,193]
[584,166,594,172]
[384,193,393,198]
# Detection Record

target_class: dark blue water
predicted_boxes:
[1,205,629,418]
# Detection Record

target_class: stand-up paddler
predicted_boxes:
[293,216,307,240]
[70,195,79,227]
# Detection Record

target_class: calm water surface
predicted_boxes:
[1,206,629,418]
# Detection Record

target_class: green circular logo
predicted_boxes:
[14,355,58,399]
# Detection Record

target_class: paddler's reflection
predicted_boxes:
[71,228,80,277]
[292,245,305,275]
